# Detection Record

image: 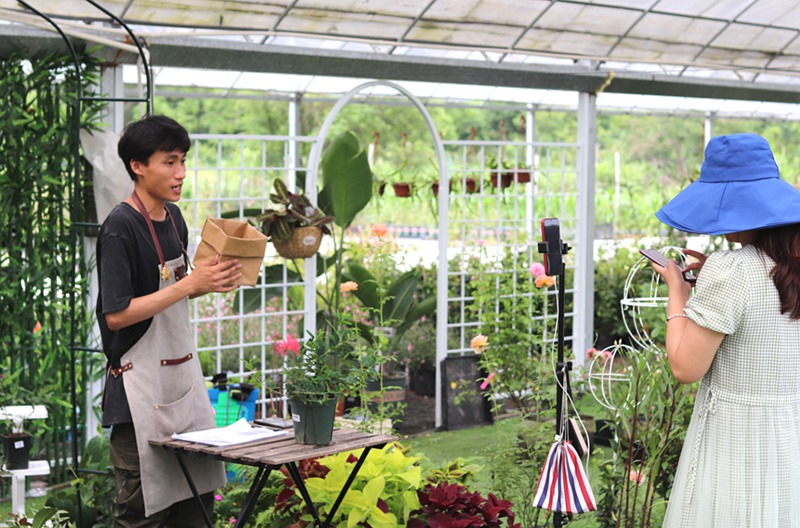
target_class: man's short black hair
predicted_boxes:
[117,114,191,181]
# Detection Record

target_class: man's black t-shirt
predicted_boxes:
[96,201,188,425]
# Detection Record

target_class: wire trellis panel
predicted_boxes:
[441,139,579,360]
[182,133,318,420]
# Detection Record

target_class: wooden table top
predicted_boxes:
[150,427,397,467]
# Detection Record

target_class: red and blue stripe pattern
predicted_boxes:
[533,439,597,514]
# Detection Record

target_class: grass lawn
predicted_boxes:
[0,494,49,524]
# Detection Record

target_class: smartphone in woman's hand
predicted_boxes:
[639,249,696,283]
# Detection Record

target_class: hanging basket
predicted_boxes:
[273,226,323,259]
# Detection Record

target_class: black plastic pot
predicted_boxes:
[409,367,436,397]
[289,398,337,446]
[2,433,32,470]
[442,355,493,431]
[593,419,615,447]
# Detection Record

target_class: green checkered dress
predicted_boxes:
[664,245,800,527]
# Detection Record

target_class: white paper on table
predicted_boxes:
[171,418,289,447]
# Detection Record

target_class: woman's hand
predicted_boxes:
[681,248,707,276]
[650,258,691,295]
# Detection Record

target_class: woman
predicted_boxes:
[652,133,800,527]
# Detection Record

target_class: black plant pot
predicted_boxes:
[409,367,436,397]
[2,433,32,470]
[593,419,615,447]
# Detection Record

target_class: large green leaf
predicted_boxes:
[395,295,437,335]
[382,270,419,325]
[220,208,262,219]
[343,262,381,311]
[318,131,373,229]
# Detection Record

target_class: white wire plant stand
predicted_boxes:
[620,246,691,352]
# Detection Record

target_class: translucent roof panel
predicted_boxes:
[4,0,800,102]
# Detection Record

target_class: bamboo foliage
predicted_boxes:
[0,49,104,485]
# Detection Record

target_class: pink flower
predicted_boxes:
[371,224,388,237]
[214,494,223,501]
[340,281,359,293]
[586,347,599,360]
[629,469,645,485]
[480,371,497,390]
[33,321,42,333]
[470,334,489,353]
[274,335,301,356]
[529,262,546,278]
[407,343,413,352]
[535,275,555,288]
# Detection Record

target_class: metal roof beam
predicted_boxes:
[4,25,800,104]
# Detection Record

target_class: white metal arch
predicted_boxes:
[305,80,450,426]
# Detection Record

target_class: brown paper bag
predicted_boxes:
[193,218,268,286]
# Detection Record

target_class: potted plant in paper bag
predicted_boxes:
[256,178,334,259]
[281,313,380,445]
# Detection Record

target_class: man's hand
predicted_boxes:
[186,255,242,297]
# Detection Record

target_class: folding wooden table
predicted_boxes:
[150,427,396,527]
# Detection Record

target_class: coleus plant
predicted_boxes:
[407,482,521,528]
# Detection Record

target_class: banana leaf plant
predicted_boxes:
[317,131,374,311]
[343,261,437,358]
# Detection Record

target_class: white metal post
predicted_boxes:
[525,104,537,241]
[574,92,597,369]
[704,112,714,146]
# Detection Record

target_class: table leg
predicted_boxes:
[172,450,214,528]
[286,444,385,528]
[285,462,322,525]
[233,465,274,528]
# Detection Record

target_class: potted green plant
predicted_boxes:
[280,314,380,445]
[1,373,39,471]
[256,178,334,259]
[385,168,415,198]
[397,318,437,397]
[343,260,436,402]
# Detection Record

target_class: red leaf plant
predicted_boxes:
[407,482,521,528]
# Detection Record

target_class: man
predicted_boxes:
[97,114,241,525]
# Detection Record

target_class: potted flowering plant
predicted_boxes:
[278,313,380,445]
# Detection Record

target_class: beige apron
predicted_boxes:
[119,255,226,517]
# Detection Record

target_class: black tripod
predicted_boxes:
[538,218,572,528]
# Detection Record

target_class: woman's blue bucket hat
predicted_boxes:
[656,133,800,235]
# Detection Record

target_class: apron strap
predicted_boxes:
[130,192,188,281]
